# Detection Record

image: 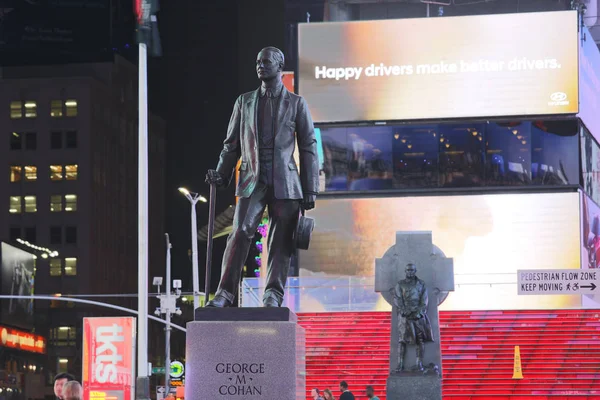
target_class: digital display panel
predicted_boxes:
[300,192,581,310]
[298,11,579,123]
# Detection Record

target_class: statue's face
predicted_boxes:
[405,264,417,278]
[256,49,281,81]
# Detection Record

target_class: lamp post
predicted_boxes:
[178,187,207,310]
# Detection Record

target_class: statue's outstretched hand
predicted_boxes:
[205,170,225,187]
[302,193,316,210]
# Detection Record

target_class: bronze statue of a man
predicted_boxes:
[392,263,434,372]
[205,47,319,308]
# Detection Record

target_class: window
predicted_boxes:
[50,165,63,181]
[50,327,76,346]
[24,227,36,243]
[25,132,36,150]
[51,131,63,149]
[50,226,62,244]
[10,132,22,150]
[65,165,78,180]
[50,100,63,117]
[65,100,78,117]
[65,226,77,244]
[9,196,21,213]
[9,227,20,242]
[64,195,77,212]
[49,259,62,276]
[10,166,22,182]
[50,195,62,212]
[24,101,37,118]
[24,196,36,213]
[65,131,77,148]
[24,166,37,181]
[10,101,22,119]
[64,258,77,276]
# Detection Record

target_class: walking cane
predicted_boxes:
[204,182,217,306]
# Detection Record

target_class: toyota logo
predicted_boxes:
[550,92,567,101]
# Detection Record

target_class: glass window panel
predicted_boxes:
[49,259,62,276]
[64,258,77,276]
[24,195,36,213]
[24,101,37,118]
[486,122,532,186]
[530,120,578,185]
[10,132,22,150]
[392,126,439,188]
[50,100,63,117]
[25,132,36,150]
[65,99,77,117]
[51,131,63,149]
[10,166,22,182]
[50,226,62,244]
[50,195,62,212]
[346,127,393,191]
[50,165,63,181]
[24,227,36,243]
[9,227,20,242]
[24,166,37,181]
[65,131,77,148]
[65,165,78,180]
[321,127,352,191]
[65,226,77,244]
[10,101,22,119]
[9,196,21,213]
[64,194,77,212]
[438,123,486,187]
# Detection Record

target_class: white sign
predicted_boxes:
[156,386,165,400]
[518,269,599,295]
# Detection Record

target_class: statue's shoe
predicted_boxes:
[206,295,233,307]
[263,297,280,307]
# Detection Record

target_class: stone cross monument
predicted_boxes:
[375,231,454,400]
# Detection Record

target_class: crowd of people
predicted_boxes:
[311,381,380,400]
[53,373,82,400]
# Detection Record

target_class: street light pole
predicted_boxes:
[154,233,181,397]
[178,188,207,310]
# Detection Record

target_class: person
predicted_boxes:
[338,381,355,400]
[205,46,319,308]
[365,385,380,400]
[62,381,82,400]
[391,263,434,372]
[311,388,324,400]
[53,373,75,400]
[323,389,335,400]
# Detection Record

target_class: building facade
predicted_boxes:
[0,55,166,389]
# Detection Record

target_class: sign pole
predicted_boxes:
[165,234,172,395]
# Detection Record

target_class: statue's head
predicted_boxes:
[256,47,284,82]
[405,263,417,279]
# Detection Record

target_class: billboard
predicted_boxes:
[578,25,600,141]
[83,317,136,400]
[300,192,581,310]
[298,11,579,123]
[0,242,35,329]
[0,325,46,354]
[0,0,111,56]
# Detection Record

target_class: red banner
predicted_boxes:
[82,317,136,400]
[0,326,45,354]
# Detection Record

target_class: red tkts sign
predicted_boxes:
[82,318,136,400]
[0,326,46,354]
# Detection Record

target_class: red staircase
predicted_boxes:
[298,310,600,400]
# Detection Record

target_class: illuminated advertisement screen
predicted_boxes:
[300,192,581,310]
[298,11,579,123]
[0,242,35,329]
[83,317,136,400]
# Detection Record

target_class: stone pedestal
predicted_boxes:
[387,373,441,400]
[185,308,305,400]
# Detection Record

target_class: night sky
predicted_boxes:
[149,0,325,294]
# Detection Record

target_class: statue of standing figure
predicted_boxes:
[391,263,434,372]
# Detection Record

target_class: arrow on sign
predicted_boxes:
[581,283,597,290]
